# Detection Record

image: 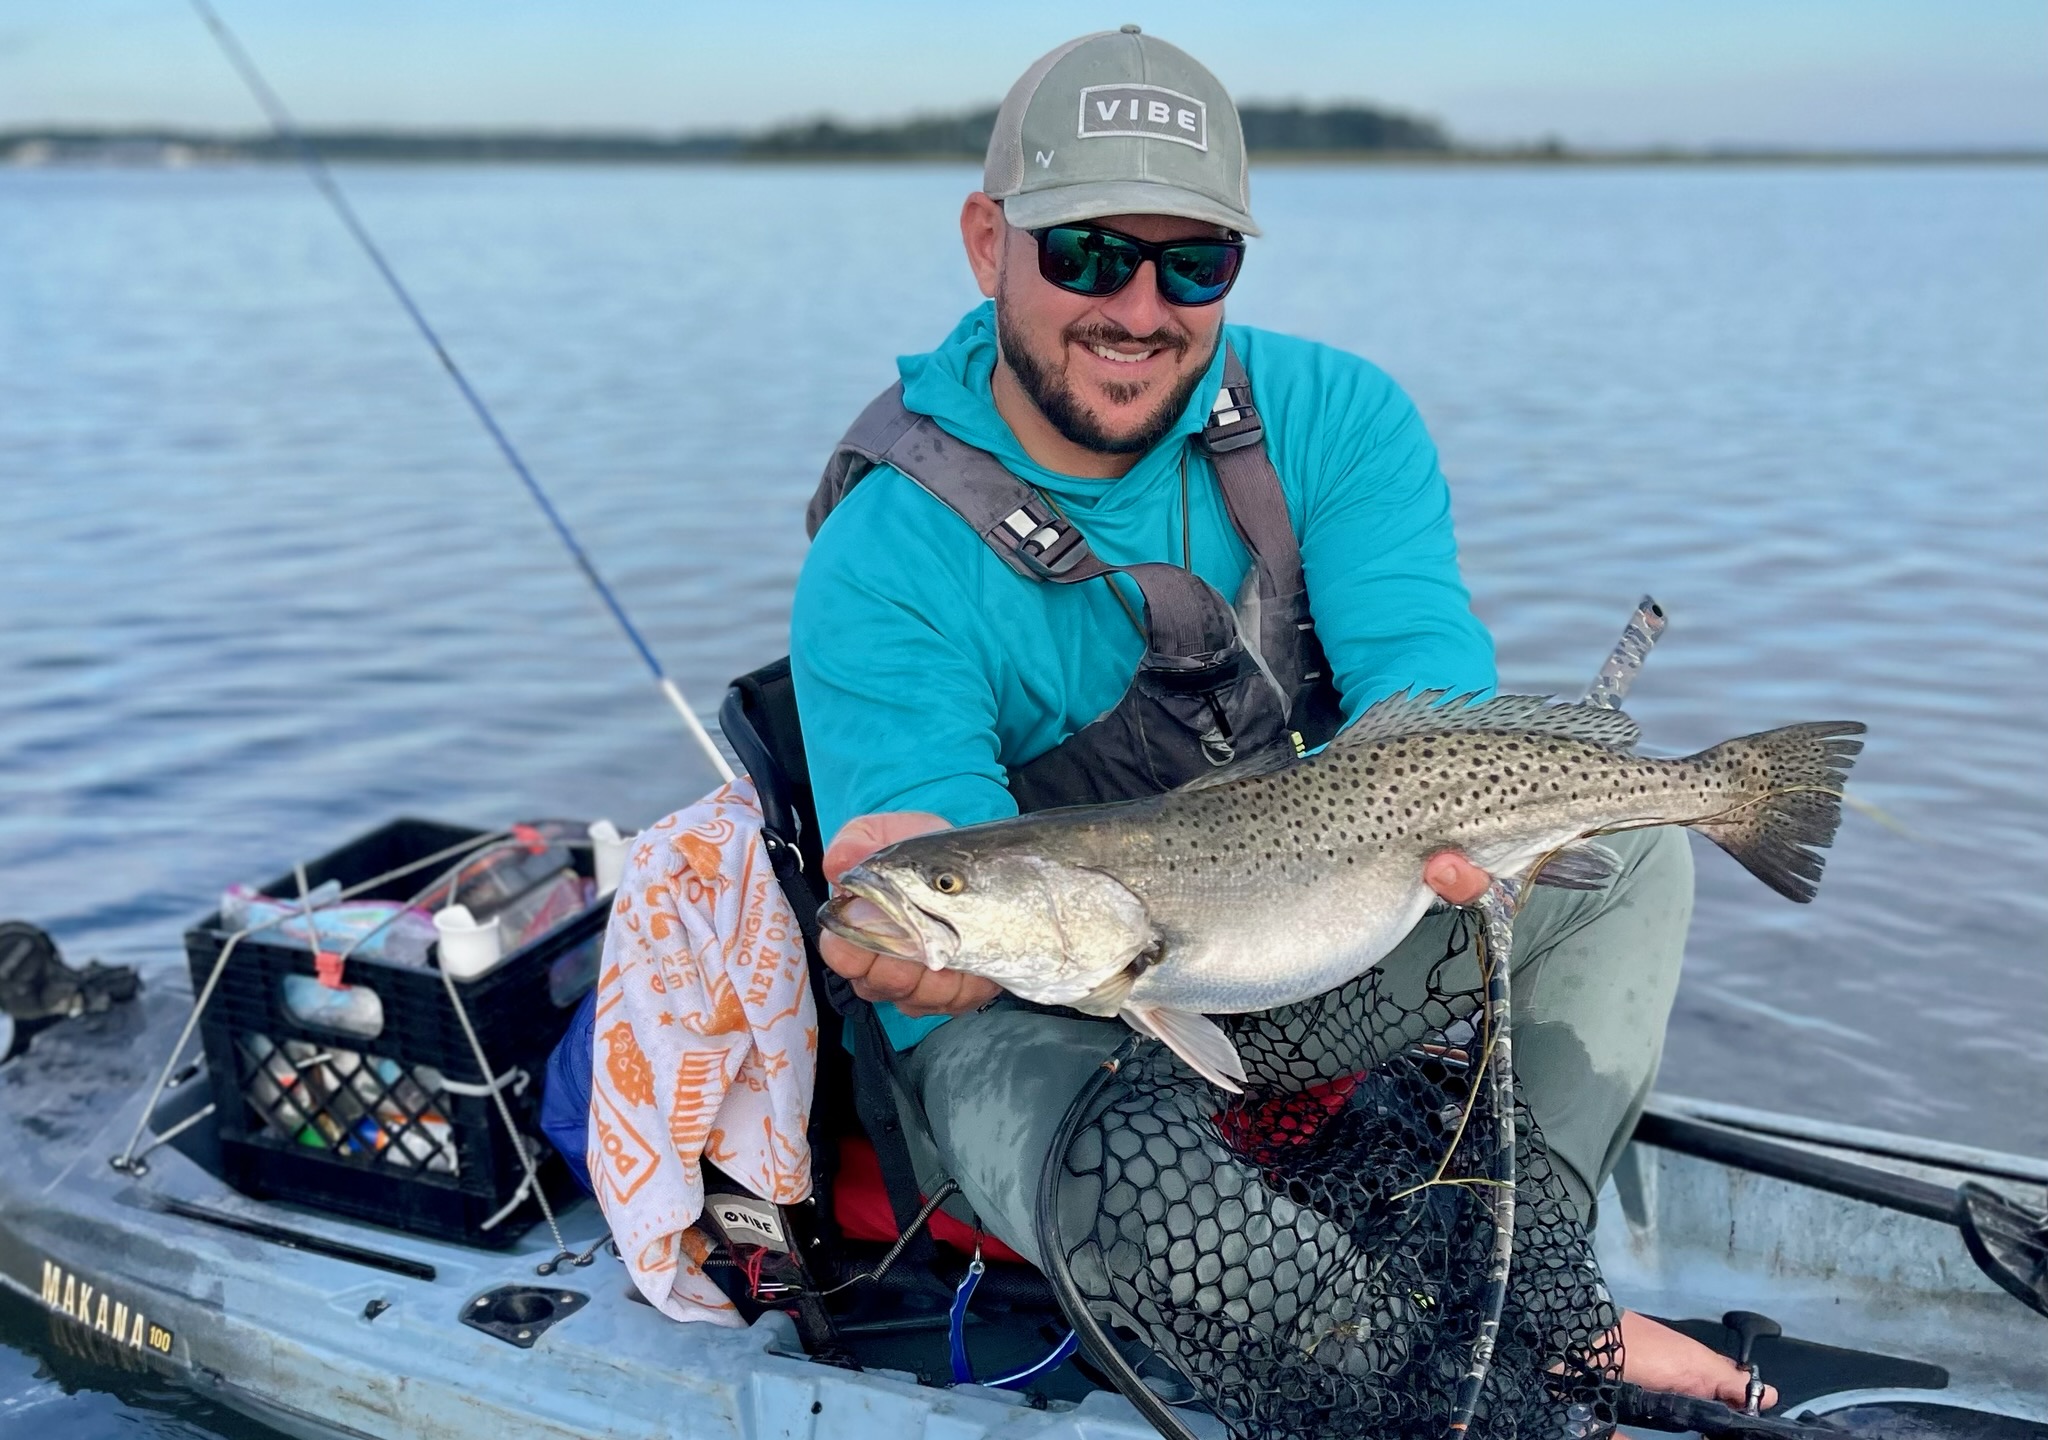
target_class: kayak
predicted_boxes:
[2,977,2042,1440]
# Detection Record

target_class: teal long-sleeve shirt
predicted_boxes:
[791,302,1495,1047]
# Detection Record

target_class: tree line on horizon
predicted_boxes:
[1,100,1456,163]
[744,101,1452,157]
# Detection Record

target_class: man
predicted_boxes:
[792,26,1762,1406]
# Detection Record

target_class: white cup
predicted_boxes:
[589,819,630,894]
[434,904,504,981]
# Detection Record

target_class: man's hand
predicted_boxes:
[1617,1310,1777,1410]
[1424,850,1492,905]
[819,812,1002,1019]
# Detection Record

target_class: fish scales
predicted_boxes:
[820,690,1864,1090]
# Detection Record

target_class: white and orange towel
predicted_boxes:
[586,778,817,1325]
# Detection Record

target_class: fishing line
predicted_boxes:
[184,0,733,782]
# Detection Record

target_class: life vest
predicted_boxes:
[807,343,1345,806]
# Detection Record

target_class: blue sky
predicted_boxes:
[4,1,2044,149]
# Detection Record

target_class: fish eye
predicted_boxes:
[930,870,967,895]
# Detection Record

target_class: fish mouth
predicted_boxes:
[818,875,959,969]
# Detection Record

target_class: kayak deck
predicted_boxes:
[2,984,2042,1440]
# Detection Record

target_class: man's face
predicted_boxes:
[989,210,1231,457]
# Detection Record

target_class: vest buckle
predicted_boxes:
[1199,381,1263,454]
[997,503,1088,578]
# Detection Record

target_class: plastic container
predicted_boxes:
[588,819,630,893]
[218,883,439,968]
[432,904,504,981]
[186,817,604,1247]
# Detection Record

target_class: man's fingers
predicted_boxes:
[1713,1373,1776,1409]
[895,968,965,1018]
[897,971,1003,1019]
[1424,849,1492,905]
[954,975,1001,1012]
[1614,1311,1778,1412]
[849,954,929,1004]
[817,929,877,981]
[818,817,1000,1021]
[827,934,923,1000]
[823,810,952,883]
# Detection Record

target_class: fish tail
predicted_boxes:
[1688,721,1866,902]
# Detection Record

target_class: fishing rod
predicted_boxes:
[185,0,734,783]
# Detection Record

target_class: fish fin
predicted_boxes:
[1175,690,1641,794]
[1529,838,1624,891]
[1331,689,1643,754]
[1173,747,1302,794]
[1687,721,1865,903]
[1075,964,1143,1016]
[1122,1004,1246,1094]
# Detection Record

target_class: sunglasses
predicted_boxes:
[1030,223,1246,307]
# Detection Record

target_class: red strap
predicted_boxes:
[314,950,346,990]
[511,823,548,855]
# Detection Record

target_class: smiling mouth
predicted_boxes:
[1086,341,1160,365]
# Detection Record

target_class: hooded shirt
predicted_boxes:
[792,301,1495,1047]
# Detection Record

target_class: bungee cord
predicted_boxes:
[185,0,733,783]
[111,827,521,1175]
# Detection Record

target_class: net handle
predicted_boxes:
[1033,1039,1207,1440]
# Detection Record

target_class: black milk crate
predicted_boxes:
[185,817,603,1248]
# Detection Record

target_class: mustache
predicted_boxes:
[1064,321,1190,356]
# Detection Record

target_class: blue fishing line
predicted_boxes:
[984,1330,1079,1390]
[185,0,731,778]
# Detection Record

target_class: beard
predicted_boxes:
[996,302,1217,458]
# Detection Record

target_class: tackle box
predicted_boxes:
[185,817,604,1247]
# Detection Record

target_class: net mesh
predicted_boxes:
[1043,917,1624,1440]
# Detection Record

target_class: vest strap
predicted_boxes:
[811,345,1300,594]
[1201,346,1305,601]
[1199,346,1264,454]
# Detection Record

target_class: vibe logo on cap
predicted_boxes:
[1078,85,1208,151]
[983,26,1259,236]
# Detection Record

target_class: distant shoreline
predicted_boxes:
[5,126,2042,170]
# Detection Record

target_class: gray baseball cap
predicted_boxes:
[984,26,1259,237]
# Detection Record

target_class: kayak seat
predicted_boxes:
[833,1136,1027,1264]
[721,659,1029,1251]
[719,661,1054,1297]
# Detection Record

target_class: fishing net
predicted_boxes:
[1039,915,1624,1440]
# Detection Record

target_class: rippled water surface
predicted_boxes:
[2,162,2044,1435]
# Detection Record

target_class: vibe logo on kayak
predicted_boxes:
[707,1196,789,1252]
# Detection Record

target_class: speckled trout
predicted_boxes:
[819,691,1864,1091]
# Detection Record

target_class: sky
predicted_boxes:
[3,1,2044,151]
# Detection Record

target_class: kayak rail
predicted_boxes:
[1650,1093,2048,1187]
[1634,1099,2048,1318]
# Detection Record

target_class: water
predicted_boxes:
[2,161,2043,1434]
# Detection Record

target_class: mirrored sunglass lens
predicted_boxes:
[1158,244,1241,304]
[1041,228,1140,295]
